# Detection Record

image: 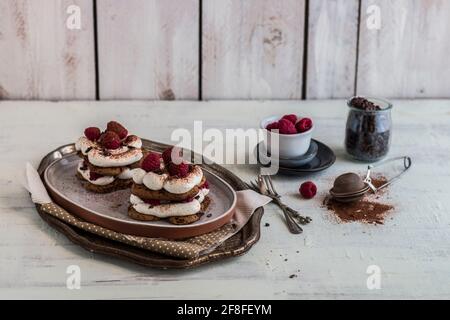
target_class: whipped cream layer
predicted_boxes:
[77,161,133,185]
[130,189,209,218]
[77,162,115,186]
[132,166,203,194]
[75,136,143,167]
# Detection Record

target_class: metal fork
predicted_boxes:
[262,175,312,226]
[255,175,303,234]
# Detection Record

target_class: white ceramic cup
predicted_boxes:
[260,116,314,159]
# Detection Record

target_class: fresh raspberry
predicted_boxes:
[199,180,209,189]
[84,127,101,141]
[141,152,161,172]
[100,131,121,149]
[168,162,189,178]
[89,171,104,181]
[281,114,298,124]
[278,119,297,135]
[296,118,313,133]
[106,121,128,139]
[144,199,161,206]
[266,122,279,132]
[299,181,317,199]
[162,146,183,164]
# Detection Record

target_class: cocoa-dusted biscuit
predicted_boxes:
[167,213,203,225]
[131,176,207,202]
[127,196,211,225]
[76,172,132,193]
[127,207,161,222]
[86,161,124,176]
[168,197,211,225]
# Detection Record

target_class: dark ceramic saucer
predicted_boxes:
[255,139,336,175]
[257,140,318,168]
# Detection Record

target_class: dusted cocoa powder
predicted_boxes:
[324,175,393,225]
[371,175,388,190]
[323,198,393,225]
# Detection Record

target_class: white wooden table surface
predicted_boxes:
[1,100,449,299]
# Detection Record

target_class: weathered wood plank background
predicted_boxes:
[97,0,199,100]
[0,0,449,100]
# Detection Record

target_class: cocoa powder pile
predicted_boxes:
[324,175,393,225]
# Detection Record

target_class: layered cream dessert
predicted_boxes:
[75,121,144,193]
[128,147,210,225]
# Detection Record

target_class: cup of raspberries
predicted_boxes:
[261,114,314,159]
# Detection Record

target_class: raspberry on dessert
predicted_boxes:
[100,131,121,150]
[89,171,104,181]
[299,181,317,199]
[168,162,189,178]
[281,114,298,124]
[183,197,195,203]
[199,180,209,189]
[296,118,313,133]
[266,122,279,132]
[162,146,183,164]
[107,121,128,139]
[84,127,101,141]
[278,119,297,135]
[141,152,162,172]
[144,199,161,206]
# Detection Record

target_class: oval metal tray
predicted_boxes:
[36,139,263,268]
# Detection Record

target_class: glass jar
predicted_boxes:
[345,97,392,162]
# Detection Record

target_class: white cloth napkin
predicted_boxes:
[23,162,52,204]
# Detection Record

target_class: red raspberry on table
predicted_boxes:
[144,199,161,206]
[106,121,128,139]
[84,127,101,141]
[278,119,297,135]
[299,181,317,199]
[168,162,190,178]
[89,171,104,181]
[296,118,313,133]
[100,131,121,149]
[266,122,279,132]
[281,114,298,124]
[162,146,183,164]
[141,152,161,172]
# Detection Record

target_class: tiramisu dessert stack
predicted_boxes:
[128,147,210,225]
[75,121,144,193]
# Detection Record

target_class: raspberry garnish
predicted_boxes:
[144,199,161,206]
[299,181,317,199]
[100,131,121,150]
[266,122,279,132]
[278,119,297,135]
[84,127,101,141]
[106,121,128,139]
[162,146,183,164]
[199,180,209,189]
[141,152,161,172]
[281,114,298,124]
[296,118,313,133]
[89,171,104,181]
[168,162,189,178]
